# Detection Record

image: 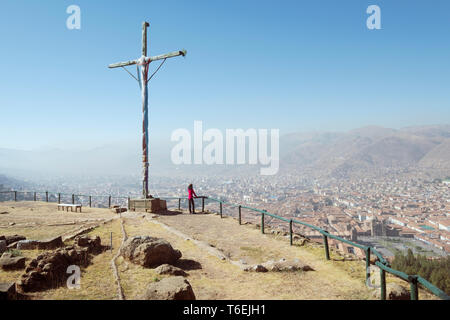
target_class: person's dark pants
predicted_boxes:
[189,198,195,213]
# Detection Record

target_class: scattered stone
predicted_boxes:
[17,236,64,250]
[0,283,16,300]
[372,283,410,300]
[74,235,103,254]
[0,253,26,270]
[111,207,127,214]
[246,259,313,273]
[0,240,6,254]
[140,276,195,300]
[121,236,182,268]
[0,211,8,215]
[9,222,15,226]
[253,265,268,272]
[154,264,188,277]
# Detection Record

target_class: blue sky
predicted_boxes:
[0,0,449,150]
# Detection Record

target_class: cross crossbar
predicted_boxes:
[108,50,186,69]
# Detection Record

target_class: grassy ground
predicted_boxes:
[121,214,373,300]
[0,202,439,300]
[0,201,115,240]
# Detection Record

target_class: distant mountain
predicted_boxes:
[418,138,450,169]
[0,125,449,181]
[280,125,450,178]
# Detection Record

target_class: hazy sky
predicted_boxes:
[1,0,449,150]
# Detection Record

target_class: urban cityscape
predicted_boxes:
[2,168,449,260]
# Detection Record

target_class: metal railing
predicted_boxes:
[0,190,131,208]
[1,190,448,300]
[165,195,449,301]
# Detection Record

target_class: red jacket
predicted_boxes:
[188,189,197,199]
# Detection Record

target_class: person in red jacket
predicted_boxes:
[188,184,198,214]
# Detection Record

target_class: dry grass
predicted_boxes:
[0,201,115,241]
[122,214,373,300]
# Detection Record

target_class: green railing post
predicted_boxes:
[380,268,386,300]
[178,198,181,210]
[72,194,75,204]
[108,196,111,208]
[45,191,48,202]
[365,247,371,282]
[323,234,330,260]
[289,219,293,246]
[14,191,17,202]
[127,197,130,210]
[58,193,61,204]
[238,205,242,225]
[261,212,265,234]
[220,202,223,218]
[410,276,419,300]
[89,196,92,208]
[33,192,36,201]
[202,197,205,213]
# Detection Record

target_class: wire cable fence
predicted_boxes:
[1,190,448,300]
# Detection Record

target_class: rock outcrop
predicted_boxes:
[16,236,104,293]
[154,264,188,277]
[140,276,195,300]
[74,235,103,254]
[121,236,182,268]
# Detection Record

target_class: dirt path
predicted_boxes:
[120,212,373,300]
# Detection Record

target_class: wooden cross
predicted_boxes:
[108,22,186,199]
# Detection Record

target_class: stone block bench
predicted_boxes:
[57,204,82,213]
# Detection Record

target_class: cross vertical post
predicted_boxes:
[141,22,150,198]
[108,21,186,200]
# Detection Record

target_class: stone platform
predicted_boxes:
[128,198,167,213]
